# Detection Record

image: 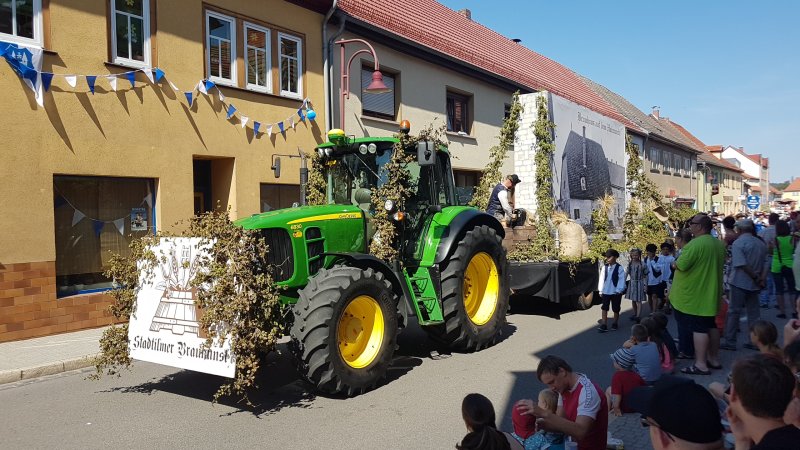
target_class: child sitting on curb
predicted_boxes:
[605,347,646,416]
[641,317,674,374]
[512,389,565,450]
[623,324,662,384]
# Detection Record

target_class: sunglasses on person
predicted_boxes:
[641,416,676,442]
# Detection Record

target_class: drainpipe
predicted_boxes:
[322,0,338,133]
[323,3,346,133]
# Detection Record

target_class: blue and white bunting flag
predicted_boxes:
[41,72,53,92]
[86,75,97,94]
[125,71,136,88]
[253,121,261,135]
[142,68,154,84]
[93,220,105,237]
[114,218,125,235]
[278,122,285,133]
[298,108,305,122]
[72,210,85,227]
[267,124,273,135]
[184,91,194,107]
[226,104,236,119]
[106,75,118,92]
[64,75,77,88]
[204,80,215,93]
[197,80,207,95]
[154,68,165,82]
[240,116,249,128]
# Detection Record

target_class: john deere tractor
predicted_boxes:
[235,130,509,396]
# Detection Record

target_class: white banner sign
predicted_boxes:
[128,237,235,378]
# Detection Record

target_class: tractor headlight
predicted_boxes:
[393,211,405,222]
[317,148,325,158]
[384,199,395,211]
[324,148,333,157]
[359,144,368,155]
[368,143,377,154]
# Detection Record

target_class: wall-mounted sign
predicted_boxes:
[128,237,235,378]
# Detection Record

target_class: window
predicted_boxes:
[0,0,42,46]
[649,147,660,170]
[674,154,682,175]
[691,159,697,178]
[245,22,270,93]
[453,169,480,205]
[361,67,396,120]
[260,184,301,212]
[206,10,236,85]
[279,32,302,98]
[447,90,471,134]
[684,157,691,177]
[110,0,150,67]
[53,176,155,297]
[662,151,671,173]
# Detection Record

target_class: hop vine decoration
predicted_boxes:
[589,194,615,259]
[369,123,448,261]
[470,91,523,209]
[91,211,286,405]
[305,150,327,206]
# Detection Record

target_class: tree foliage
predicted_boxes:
[305,150,327,206]
[470,91,523,210]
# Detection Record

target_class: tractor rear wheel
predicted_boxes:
[426,225,509,351]
[290,266,399,396]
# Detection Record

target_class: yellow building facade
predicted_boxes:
[0,0,328,341]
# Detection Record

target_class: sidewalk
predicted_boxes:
[0,326,105,385]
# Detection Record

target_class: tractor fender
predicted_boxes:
[322,252,414,322]
[433,209,505,264]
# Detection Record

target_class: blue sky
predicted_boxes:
[439,0,799,183]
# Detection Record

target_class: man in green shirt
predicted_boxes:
[672,213,726,375]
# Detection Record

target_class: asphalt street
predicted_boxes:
[0,297,743,449]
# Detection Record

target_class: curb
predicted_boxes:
[0,354,98,385]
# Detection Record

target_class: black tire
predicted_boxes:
[573,291,594,310]
[426,225,509,351]
[290,266,399,396]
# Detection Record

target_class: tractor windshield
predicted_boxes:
[324,143,393,206]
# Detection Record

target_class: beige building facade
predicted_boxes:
[0,0,329,341]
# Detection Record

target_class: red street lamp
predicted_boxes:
[337,38,391,130]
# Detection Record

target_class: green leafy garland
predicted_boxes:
[305,150,327,206]
[509,94,556,261]
[369,123,448,261]
[469,91,523,210]
[91,211,285,405]
[588,194,615,259]
[622,133,670,250]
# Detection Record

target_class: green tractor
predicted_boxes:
[235,131,509,396]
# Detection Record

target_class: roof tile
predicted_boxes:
[784,178,800,193]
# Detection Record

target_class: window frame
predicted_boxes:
[649,147,660,170]
[1,0,43,48]
[109,0,151,69]
[205,9,237,87]
[243,20,271,94]
[360,65,397,120]
[446,90,472,135]
[278,31,303,99]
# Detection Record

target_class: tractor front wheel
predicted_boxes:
[427,225,509,351]
[290,266,399,396]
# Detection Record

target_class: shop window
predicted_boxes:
[446,90,471,134]
[206,10,236,85]
[278,32,302,99]
[0,0,42,47]
[53,176,155,298]
[260,183,301,212]
[453,169,480,205]
[244,22,270,93]
[110,0,151,68]
[361,66,396,120]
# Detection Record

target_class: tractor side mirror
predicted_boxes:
[417,140,435,166]
[272,156,281,178]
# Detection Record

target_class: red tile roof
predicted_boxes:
[668,120,744,173]
[784,178,800,193]
[337,0,641,131]
[770,186,782,194]
[706,145,723,152]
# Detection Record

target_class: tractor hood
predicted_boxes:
[236,204,364,230]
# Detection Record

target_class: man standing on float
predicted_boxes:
[486,174,522,227]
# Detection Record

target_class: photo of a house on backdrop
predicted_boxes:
[548,93,626,233]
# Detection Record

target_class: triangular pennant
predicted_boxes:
[142,68,154,84]
[71,209,85,226]
[93,220,105,237]
[114,218,125,235]
[106,75,118,92]
[266,124,273,136]
[218,90,225,102]
[86,75,97,94]
[298,108,305,122]
[253,121,261,135]
[226,104,236,119]
[125,71,136,88]
[168,80,180,91]
[240,116,249,128]
[144,184,153,208]
[41,72,53,92]
[154,68,165,82]
[184,91,194,106]
[64,75,77,88]
[292,116,296,129]
[197,80,207,95]
[278,122,285,133]
[205,80,215,93]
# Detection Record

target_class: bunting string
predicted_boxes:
[0,42,318,137]
[53,184,153,236]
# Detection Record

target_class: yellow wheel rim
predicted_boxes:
[463,252,499,326]
[338,295,385,369]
